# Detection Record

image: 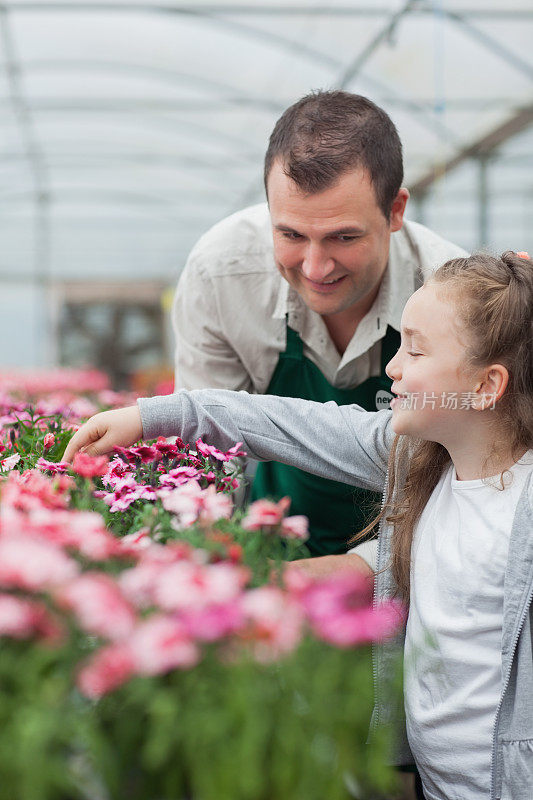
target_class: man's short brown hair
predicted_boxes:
[264,91,403,220]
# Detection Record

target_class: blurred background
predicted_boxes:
[1,0,532,389]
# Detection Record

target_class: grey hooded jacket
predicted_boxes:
[138,389,533,800]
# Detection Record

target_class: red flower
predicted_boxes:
[128,445,160,464]
[72,452,109,478]
[227,544,243,563]
[154,438,179,458]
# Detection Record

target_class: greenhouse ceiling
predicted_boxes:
[1,0,532,284]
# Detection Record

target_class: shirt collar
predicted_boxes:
[386,227,419,331]
[272,273,290,320]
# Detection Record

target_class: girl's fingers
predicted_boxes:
[81,429,122,458]
[63,407,143,463]
[63,420,105,462]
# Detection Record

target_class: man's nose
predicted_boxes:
[301,243,335,282]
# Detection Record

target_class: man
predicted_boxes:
[173,91,465,564]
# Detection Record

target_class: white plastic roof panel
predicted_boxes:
[0,0,532,297]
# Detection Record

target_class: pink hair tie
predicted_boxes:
[516,251,531,260]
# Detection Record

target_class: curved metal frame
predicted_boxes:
[1,1,532,285]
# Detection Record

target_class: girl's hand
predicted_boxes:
[63,406,143,462]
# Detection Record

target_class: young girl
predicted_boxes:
[64,252,533,800]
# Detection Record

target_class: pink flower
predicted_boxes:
[158,466,201,489]
[195,439,246,463]
[301,572,403,647]
[195,439,229,462]
[1,453,20,472]
[241,497,291,530]
[72,452,109,478]
[77,642,135,698]
[35,457,70,475]
[160,480,232,528]
[97,389,134,408]
[241,586,304,662]
[8,507,120,562]
[280,515,309,541]
[119,560,164,608]
[118,542,195,608]
[0,593,62,643]
[128,615,199,675]
[1,469,72,511]
[101,457,131,487]
[154,560,248,613]
[62,511,121,561]
[282,562,314,595]
[201,487,233,524]
[43,433,55,450]
[153,379,175,396]
[63,396,99,419]
[181,602,244,642]
[118,528,153,554]
[226,442,246,458]
[56,573,137,641]
[99,476,157,512]
[0,535,79,591]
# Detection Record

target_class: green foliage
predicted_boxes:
[81,642,398,800]
[0,400,403,800]
[1,410,71,472]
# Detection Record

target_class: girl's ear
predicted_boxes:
[472,364,509,411]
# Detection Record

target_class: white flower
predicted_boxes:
[0,453,20,472]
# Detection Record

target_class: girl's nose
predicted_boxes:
[385,352,401,381]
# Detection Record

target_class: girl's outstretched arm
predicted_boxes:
[64,389,393,492]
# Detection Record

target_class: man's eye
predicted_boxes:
[336,235,358,243]
[282,231,302,240]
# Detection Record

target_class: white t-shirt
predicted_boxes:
[404,452,533,800]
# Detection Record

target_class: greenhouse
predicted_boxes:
[1,2,532,799]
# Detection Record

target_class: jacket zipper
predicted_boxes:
[371,466,390,729]
[490,580,533,800]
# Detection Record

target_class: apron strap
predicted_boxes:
[280,320,304,361]
[283,318,399,374]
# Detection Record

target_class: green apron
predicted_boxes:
[251,321,400,556]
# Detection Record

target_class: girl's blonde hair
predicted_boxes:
[352,251,533,601]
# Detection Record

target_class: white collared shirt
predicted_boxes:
[172,202,466,393]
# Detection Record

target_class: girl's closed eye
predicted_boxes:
[408,351,423,357]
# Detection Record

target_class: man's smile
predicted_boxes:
[304,275,347,292]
